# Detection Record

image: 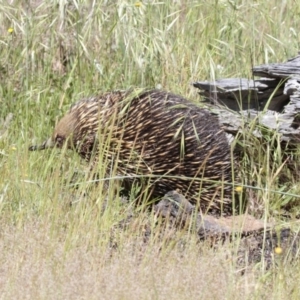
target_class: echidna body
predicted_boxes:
[30,89,236,215]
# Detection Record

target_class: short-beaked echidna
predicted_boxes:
[29,89,237,215]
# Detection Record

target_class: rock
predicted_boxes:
[155,190,300,269]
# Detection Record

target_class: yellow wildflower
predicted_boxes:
[8,28,14,34]
[235,186,243,193]
[274,247,283,255]
[10,146,17,151]
[134,2,142,7]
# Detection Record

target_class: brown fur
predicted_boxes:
[30,89,238,215]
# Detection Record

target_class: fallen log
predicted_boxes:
[193,53,300,143]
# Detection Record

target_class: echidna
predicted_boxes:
[29,89,237,215]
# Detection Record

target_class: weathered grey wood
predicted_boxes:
[193,53,300,143]
[213,103,300,143]
[253,54,300,78]
[284,78,300,95]
[193,78,279,92]
[193,78,288,111]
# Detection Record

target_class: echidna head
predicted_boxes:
[29,112,77,151]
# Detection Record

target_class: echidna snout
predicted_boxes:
[29,137,55,151]
[29,112,78,151]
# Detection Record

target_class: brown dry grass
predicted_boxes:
[1,218,299,300]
